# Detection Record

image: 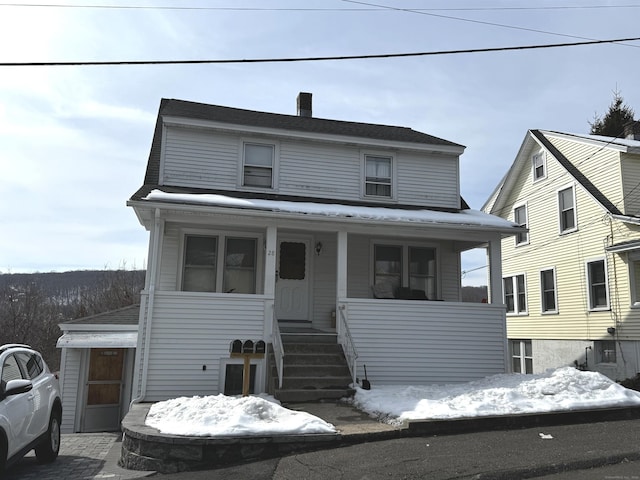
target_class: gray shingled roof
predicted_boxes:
[62,304,140,326]
[131,98,464,202]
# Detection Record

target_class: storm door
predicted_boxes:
[82,348,125,432]
[275,239,310,321]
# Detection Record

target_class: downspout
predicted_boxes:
[131,208,162,406]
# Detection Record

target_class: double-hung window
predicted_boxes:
[540,268,557,313]
[364,155,393,198]
[514,204,529,245]
[558,186,576,233]
[532,152,546,181]
[586,259,608,310]
[182,234,258,293]
[243,142,275,188]
[629,252,640,306]
[511,340,533,373]
[373,244,437,299]
[504,274,527,314]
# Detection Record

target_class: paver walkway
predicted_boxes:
[3,433,153,480]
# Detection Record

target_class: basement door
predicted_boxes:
[82,348,125,432]
[275,238,311,321]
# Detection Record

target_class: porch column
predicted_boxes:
[336,230,348,301]
[264,226,277,297]
[486,236,503,304]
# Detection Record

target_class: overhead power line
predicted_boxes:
[2,36,638,67]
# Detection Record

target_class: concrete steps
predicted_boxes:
[271,331,354,403]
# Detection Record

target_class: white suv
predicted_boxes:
[0,344,62,470]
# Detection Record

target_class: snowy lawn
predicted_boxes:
[145,367,640,436]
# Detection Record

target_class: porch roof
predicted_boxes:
[138,189,520,233]
[56,331,138,349]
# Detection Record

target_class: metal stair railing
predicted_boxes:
[337,303,358,385]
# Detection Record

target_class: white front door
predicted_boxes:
[275,238,310,321]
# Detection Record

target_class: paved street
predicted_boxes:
[3,433,153,480]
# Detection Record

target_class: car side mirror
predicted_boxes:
[2,379,33,399]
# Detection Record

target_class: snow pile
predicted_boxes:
[145,394,336,437]
[352,367,640,425]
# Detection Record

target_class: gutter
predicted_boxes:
[130,208,162,406]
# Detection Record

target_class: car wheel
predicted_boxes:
[35,410,61,464]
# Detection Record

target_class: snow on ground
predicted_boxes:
[146,367,640,436]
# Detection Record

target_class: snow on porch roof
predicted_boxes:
[144,190,519,231]
[56,331,138,349]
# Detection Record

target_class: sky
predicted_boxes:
[145,367,640,436]
[1,1,639,285]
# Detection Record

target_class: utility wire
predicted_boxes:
[1,36,638,67]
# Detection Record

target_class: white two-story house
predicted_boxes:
[127,93,520,403]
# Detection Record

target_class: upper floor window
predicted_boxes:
[182,234,258,294]
[586,259,608,310]
[532,152,546,181]
[558,186,576,233]
[372,244,436,299]
[364,155,393,198]
[514,204,529,245]
[504,274,527,315]
[540,268,557,313]
[243,142,274,188]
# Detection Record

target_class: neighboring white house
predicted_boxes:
[57,304,138,433]
[483,124,640,381]
[127,93,521,403]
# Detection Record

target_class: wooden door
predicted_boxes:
[83,348,125,432]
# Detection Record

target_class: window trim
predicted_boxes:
[532,151,546,182]
[370,239,439,300]
[238,138,279,191]
[539,267,558,314]
[504,273,528,315]
[178,228,264,294]
[361,151,397,201]
[513,202,529,246]
[585,257,609,311]
[628,251,640,308]
[557,184,577,234]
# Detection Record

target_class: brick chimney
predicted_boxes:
[624,120,640,141]
[297,92,312,117]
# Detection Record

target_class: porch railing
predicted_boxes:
[271,313,285,389]
[337,303,358,385]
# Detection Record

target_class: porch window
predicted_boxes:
[511,340,533,373]
[586,259,608,310]
[373,244,436,299]
[223,238,257,294]
[364,155,392,198]
[504,274,527,314]
[183,235,218,292]
[182,234,258,293]
[243,142,274,188]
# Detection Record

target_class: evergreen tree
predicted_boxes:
[589,90,635,137]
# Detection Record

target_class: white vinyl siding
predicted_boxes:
[59,348,82,433]
[143,293,266,401]
[346,300,507,384]
[160,125,461,209]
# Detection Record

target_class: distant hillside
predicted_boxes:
[461,286,488,303]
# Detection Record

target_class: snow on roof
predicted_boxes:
[144,190,518,230]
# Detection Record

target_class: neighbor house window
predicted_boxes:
[243,142,274,188]
[586,259,608,310]
[595,340,616,364]
[532,152,546,181]
[540,268,557,313]
[511,340,533,373]
[629,253,640,306]
[504,274,527,314]
[558,186,576,233]
[364,155,392,198]
[182,234,258,293]
[514,204,529,245]
[373,244,436,299]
